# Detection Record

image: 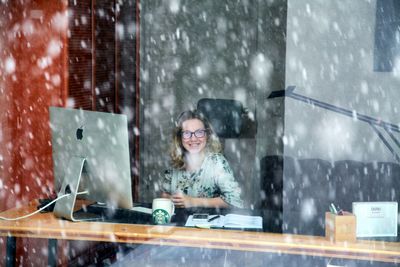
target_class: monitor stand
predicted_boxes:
[53,157,101,222]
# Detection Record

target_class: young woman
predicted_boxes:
[161,110,243,208]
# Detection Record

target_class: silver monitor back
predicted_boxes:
[50,107,133,220]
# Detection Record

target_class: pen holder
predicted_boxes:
[325,212,356,242]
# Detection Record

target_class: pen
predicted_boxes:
[207,215,220,222]
[330,203,338,214]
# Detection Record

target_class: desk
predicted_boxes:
[0,201,399,266]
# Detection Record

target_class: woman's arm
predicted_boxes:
[211,154,244,208]
[171,192,229,208]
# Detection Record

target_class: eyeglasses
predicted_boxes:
[181,129,207,139]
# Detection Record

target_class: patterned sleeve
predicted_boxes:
[161,169,173,194]
[211,154,243,208]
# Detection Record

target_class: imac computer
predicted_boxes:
[49,106,133,221]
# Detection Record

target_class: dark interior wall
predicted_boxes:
[67,0,118,112]
[68,0,138,200]
[94,0,117,112]
[254,0,287,208]
[68,0,93,109]
[117,0,139,200]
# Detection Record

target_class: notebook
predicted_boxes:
[185,214,263,229]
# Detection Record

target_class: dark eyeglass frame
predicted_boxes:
[181,129,207,139]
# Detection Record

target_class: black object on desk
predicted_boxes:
[37,198,56,213]
[72,203,263,232]
[72,203,153,224]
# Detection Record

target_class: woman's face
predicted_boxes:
[181,118,207,154]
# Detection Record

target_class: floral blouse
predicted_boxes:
[161,153,243,208]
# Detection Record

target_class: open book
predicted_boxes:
[185,214,263,230]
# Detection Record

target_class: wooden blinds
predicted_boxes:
[68,0,117,112]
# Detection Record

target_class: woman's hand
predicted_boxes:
[171,192,194,208]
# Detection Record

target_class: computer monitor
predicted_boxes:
[49,106,133,221]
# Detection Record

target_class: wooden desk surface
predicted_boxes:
[0,201,399,263]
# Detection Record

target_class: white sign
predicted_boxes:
[352,202,398,237]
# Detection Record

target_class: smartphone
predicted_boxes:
[192,214,209,220]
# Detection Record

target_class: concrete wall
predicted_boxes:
[138,0,287,205]
[284,0,400,162]
[280,0,400,236]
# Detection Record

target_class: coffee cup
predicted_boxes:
[152,198,175,225]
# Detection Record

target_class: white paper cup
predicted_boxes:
[152,198,175,225]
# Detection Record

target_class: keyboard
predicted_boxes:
[73,203,153,224]
[131,206,152,214]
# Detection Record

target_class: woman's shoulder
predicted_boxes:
[206,153,229,165]
[205,153,234,176]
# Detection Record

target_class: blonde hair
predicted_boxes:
[170,110,222,169]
